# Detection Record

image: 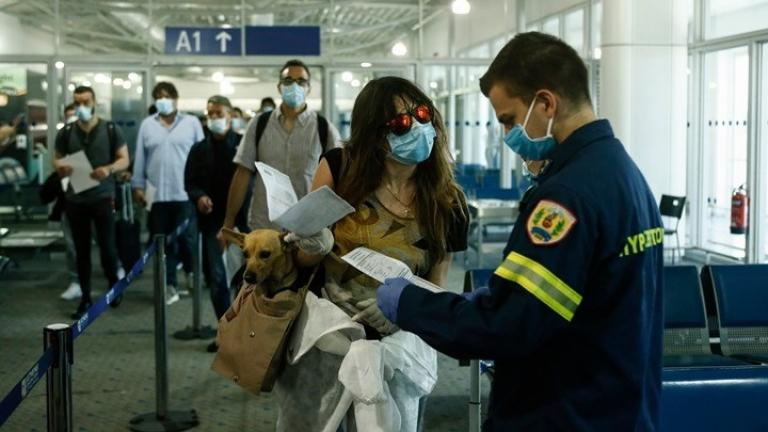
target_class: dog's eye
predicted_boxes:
[259,250,271,259]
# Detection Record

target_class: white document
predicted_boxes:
[341,247,445,293]
[255,162,354,236]
[255,162,299,221]
[145,182,157,212]
[275,186,354,237]
[60,151,98,194]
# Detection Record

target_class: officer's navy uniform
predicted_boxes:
[396,120,664,431]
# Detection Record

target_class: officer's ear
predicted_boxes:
[534,90,558,118]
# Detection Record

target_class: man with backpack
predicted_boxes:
[53,85,130,319]
[220,59,340,240]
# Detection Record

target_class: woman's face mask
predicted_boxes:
[386,121,436,165]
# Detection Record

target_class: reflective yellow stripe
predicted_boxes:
[494,252,582,321]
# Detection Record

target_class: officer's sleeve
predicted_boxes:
[397,185,597,361]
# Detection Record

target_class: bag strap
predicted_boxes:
[316,113,329,157]
[254,111,329,161]
[253,111,272,160]
[106,120,117,162]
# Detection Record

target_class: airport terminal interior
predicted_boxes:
[2,0,768,431]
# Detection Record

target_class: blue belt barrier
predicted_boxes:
[0,218,191,426]
[0,348,54,427]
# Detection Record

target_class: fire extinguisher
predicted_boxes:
[730,184,748,234]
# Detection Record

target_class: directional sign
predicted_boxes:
[164,27,242,56]
[245,26,320,56]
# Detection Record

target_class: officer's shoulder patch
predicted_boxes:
[526,199,577,246]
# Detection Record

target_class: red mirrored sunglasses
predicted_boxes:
[385,104,432,136]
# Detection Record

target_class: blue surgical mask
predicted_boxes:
[207,118,229,135]
[281,83,306,109]
[386,121,436,165]
[155,98,175,116]
[231,118,246,132]
[75,105,93,123]
[503,98,556,160]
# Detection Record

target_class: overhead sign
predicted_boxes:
[164,27,242,56]
[245,26,320,56]
[163,26,321,56]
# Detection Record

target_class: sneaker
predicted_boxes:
[165,285,180,306]
[117,267,126,280]
[60,282,82,300]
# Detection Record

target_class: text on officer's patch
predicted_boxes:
[527,200,577,246]
[619,227,664,257]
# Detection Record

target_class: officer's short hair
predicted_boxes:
[480,32,591,108]
[74,85,95,100]
[152,81,179,100]
[207,95,232,109]
[279,59,311,81]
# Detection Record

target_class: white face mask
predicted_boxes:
[207,117,229,135]
[66,115,78,124]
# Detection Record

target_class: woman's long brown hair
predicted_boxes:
[337,76,466,264]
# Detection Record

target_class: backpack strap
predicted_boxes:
[253,111,272,161]
[316,113,329,157]
[106,121,117,162]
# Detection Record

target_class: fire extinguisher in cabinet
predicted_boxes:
[730,184,748,235]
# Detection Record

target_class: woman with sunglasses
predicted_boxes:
[277,76,469,431]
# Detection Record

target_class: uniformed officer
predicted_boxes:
[376,32,664,431]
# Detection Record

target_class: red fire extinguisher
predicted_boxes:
[730,184,748,234]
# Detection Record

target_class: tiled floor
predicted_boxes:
[0,245,491,432]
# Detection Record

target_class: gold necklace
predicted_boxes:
[383,182,414,215]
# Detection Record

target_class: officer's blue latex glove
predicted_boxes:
[461,286,491,302]
[376,277,411,324]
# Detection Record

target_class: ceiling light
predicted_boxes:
[331,27,341,33]
[94,73,110,84]
[55,61,65,70]
[391,41,407,57]
[122,81,132,89]
[360,62,372,68]
[451,0,471,15]
[136,86,143,94]
[67,84,75,92]
[429,81,438,89]
[82,80,92,87]
[350,79,361,88]
[128,72,140,82]
[220,80,234,95]
[212,71,224,82]
[218,14,226,22]
[341,71,353,82]
[113,78,124,86]
[593,47,602,60]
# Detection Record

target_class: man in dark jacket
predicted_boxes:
[184,95,248,352]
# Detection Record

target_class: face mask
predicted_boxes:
[207,118,229,135]
[386,121,436,165]
[503,98,556,160]
[155,98,175,116]
[66,115,78,124]
[281,83,306,109]
[231,118,246,131]
[75,105,93,123]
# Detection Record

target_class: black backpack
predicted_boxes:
[253,111,329,160]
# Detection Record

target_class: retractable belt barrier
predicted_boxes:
[0,218,192,429]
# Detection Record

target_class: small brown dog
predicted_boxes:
[220,228,298,297]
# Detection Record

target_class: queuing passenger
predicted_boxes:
[230,107,247,134]
[256,96,276,114]
[56,102,81,300]
[184,95,249,353]
[279,76,469,430]
[132,81,204,305]
[53,85,130,319]
[375,32,665,430]
[220,60,340,237]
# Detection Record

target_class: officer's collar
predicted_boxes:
[541,119,614,178]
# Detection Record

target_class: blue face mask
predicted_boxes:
[155,98,175,116]
[503,98,556,160]
[281,83,306,109]
[76,105,93,123]
[386,121,436,165]
[231,118,246,132]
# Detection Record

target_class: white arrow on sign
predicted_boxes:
[215,31,232,53]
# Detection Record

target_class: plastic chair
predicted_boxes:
[659,195,686,263]
[662,266,746,367]
[707,264,768,364]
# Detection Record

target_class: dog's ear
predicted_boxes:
[221,228,246,249]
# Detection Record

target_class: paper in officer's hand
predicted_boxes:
[60,151,98,193]
[341,247,444,293]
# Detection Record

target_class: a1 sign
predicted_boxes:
[164,27,242,56]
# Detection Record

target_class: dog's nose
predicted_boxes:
[243,272,258,284]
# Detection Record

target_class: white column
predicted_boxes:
[599,0,689,200]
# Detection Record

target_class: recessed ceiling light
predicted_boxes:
[451,0,471,15]
[360,62,372,68]
[391,42,407,56]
